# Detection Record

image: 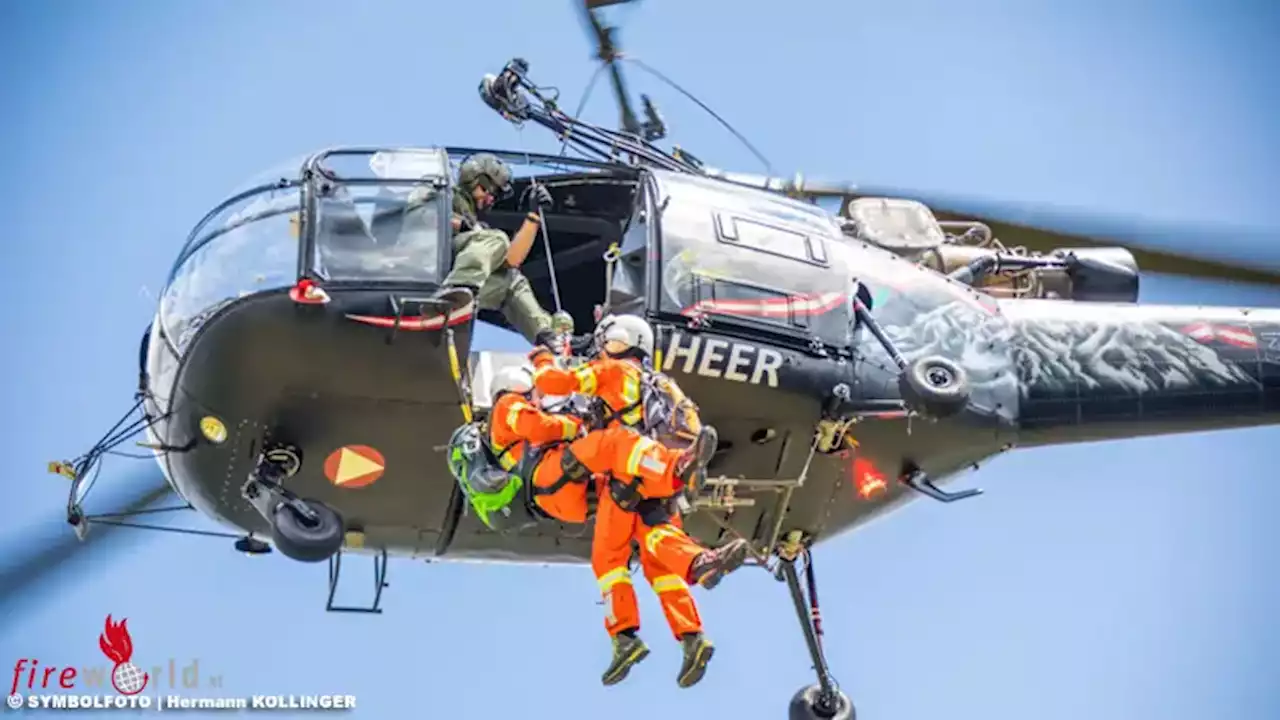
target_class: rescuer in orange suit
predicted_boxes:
[485,364,710,524]
[528,314,751,688]
[485,365,589,523]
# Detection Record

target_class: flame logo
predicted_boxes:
[98,615,148,695]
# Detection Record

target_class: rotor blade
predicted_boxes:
[915,195,1280,287]
[709,170,1280,287]
[0,482,174,609]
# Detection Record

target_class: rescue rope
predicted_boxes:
[534,197,563,314]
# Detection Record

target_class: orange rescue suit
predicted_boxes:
[487,388,688,524]
[529,349,683,500]
[488,391,588,523]
[530,347,710,640]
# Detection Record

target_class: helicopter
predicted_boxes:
[40,1,1280,718]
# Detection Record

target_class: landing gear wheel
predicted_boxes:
[270,500,343,563]
[899,355,970,418]
[789,684,855,720]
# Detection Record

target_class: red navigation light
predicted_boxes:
[289,278,330,305]
[852,457,887,500]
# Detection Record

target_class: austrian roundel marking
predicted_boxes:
[323,445,386,488]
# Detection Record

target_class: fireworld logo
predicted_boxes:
[98,616,148,695]
[8,615,225,697]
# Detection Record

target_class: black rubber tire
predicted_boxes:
[788,684,856,720]
[899,355,970,418]
[270,500,344,563]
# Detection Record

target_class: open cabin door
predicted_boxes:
[465,169,657,413]
[648,171,854,355]
[597,171,658,318]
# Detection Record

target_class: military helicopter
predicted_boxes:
[38,1,1280,718]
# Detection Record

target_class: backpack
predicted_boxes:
[604,370,701,450]
[445,422,538,532]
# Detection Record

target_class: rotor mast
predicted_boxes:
[581,0,665,141]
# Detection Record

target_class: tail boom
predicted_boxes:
[1002,300,1280,445]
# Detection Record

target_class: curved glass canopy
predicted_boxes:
[157,147,621,357]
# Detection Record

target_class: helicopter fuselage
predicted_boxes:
[141,146,1280,569]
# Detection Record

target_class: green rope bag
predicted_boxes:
[446,423,527,530]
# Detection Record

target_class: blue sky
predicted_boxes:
[2,1,1278,718]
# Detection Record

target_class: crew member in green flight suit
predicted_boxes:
[446,152,570,348]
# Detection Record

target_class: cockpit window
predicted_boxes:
[651,170,854,351]
[162,185,300,354]
[308,149,450,284]
[714,211,828,266]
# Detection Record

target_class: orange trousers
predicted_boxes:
[530,425,681,524]
[530,446,590,524]
[592,476,705,640]
[569,425,681,499]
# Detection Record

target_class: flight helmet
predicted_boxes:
[594,314,654,359]
[457,153,513,199]
[491,365,534,403]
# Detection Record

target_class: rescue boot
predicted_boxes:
[688,538,750,590]
[673,425,718,490]
[676,632,715,688]
[601,631,650,686]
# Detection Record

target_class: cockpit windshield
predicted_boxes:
[307,149,451,284]
[161,179,301,354]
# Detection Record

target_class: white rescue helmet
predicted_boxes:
[595,314,654,358]
[491,365,534,403]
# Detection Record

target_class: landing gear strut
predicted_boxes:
[778,540,855,720]
[241,444,344,563]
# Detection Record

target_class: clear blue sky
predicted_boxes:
[2,1,1279,718]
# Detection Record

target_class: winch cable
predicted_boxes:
[517,135,565,317]
[535,190,563,315]
[624,57,776,177]
[559,62,608,161]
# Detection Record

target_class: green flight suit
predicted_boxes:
[445,189,552,344]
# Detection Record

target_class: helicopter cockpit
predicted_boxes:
[157,147,647,367]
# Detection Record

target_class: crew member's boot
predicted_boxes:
[673,426,718,490]
[602,630,650,686]
[688,538,750,590]
[676,632,715,688]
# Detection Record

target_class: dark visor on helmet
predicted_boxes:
[477,173,513,200]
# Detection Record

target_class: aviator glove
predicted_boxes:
[568,334,595,355]
[520,183,553,213]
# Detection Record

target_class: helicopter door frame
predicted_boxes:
[297,147,453,289]
[640,170,662,317]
